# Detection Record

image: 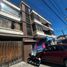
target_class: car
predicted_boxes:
[36,45,67,67]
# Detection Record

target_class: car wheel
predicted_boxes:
[64,60,67,67]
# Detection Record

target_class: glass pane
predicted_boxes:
[1,2,20,18]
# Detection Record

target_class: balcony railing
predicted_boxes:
[0,16,22,31]
[0,1,21,21]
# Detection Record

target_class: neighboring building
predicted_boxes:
[31,10,55,39]
[20,1,56,61]
[31,10,56,49]
[0,0,23,66]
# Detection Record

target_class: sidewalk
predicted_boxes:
[9,61,51,67]
[9,62,34,67]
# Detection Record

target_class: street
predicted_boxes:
[10,62,64,67]
[40,63,63,67]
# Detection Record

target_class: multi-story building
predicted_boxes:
[31,10,55,38]
[20,1,56,61]
[31,10,56,52]
[20,1,55,61]
[0,0,23,66]
[0,0,56,65]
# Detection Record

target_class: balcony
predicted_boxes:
[0,16,23,37]
[33,30,45,38]
[0,0,21,21]
[33,19,53,31]
[32,10,52,24]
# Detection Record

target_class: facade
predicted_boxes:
[0,0,56,65]
[31,10,55,38]
[31,10,56,52]
[20,1,55,62]
[20,1,36,62]
[0,0,23,66]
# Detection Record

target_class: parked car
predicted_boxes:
[36,45,67,67]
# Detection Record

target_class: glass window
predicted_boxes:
[36,24,43,31]
[63,46,67,50]
[62,39,67,44]
[25,6,29,13]
[0,16,22,31]
[32,23,36,31]
[1,2,20,18]
[26,23,32,36]
[14,23,22,30]
[26,13,30,23]
[0,17,11,29]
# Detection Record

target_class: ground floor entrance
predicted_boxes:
[23,42,33,62]
[0,36,23,66]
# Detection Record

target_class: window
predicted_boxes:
[11,22,15,29]
[36,24,43,31]
[32,23,43,32]
[0,16,22,31]
[26,23,32,36]
[25,5,30,13]
[32,23,36,31]
[0,17,11,29]
[47,46,54,51]
[62,39,67,44]
[63,46,67,50]
[43,30,53,35]
[1,2,20,18]
[31,13,34,20]
[26,13,30,24]
[14,23,22,30]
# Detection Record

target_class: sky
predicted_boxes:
[10,0,67,36]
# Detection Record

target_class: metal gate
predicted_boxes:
[0,41,22,66]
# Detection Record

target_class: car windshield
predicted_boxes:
[42,48,48,52]
[58,39,67,44]
[63,46,67,50]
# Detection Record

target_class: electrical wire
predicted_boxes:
[50,0,66,18]
[41,0,67,26]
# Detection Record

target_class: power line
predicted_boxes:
[50,0,67,18]
[41,0,67,26]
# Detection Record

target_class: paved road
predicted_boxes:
[10,61,64,67]
[40,63,64,67]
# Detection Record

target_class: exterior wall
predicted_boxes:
[21,2,36,62]
[21,3,27,36]
[31,11,54,38]
[23,43,32,62]
[0,0,23,65]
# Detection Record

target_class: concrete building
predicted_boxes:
[31,10,55,38]
[0,0,23,66]
[20,1,55,62]
[31,10,55,50]
[0,0,56,66]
